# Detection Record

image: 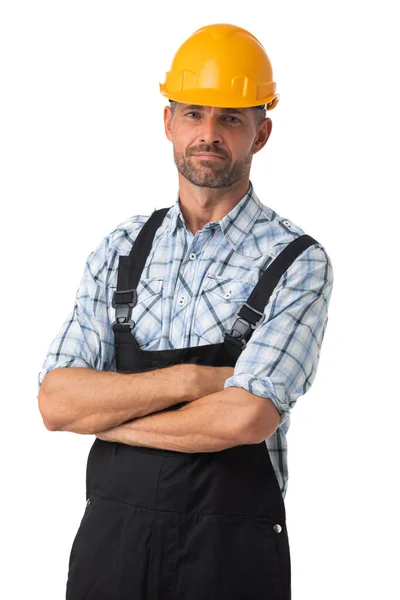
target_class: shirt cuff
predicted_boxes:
[37,358,92,392]
[224,373,290,428]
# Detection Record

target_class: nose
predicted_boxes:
[199,117,223,145]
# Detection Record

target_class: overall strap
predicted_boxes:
[224,234,320,352]
[111,208,170,350]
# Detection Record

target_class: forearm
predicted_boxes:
[38,365,196,434]
[95,387,255,453]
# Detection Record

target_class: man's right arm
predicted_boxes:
[38,364,234,434]
[37,225,233,435]
[38,364,194,434]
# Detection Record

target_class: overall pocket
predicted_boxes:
[65,494,128,600]
[173,513,285,600]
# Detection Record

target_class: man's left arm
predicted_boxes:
[95,386,280,453]
[223,243,334,431]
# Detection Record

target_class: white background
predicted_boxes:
[1,1,399,598]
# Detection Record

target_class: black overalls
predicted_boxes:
[65,208,319,600]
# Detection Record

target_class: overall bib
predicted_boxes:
[65,208,319,600]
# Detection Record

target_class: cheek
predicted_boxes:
[239,134,257,157]
[231,143,252,162]
[224,130,252,157]
[171,128,192,155]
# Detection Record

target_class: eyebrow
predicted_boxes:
[181,104,248,116]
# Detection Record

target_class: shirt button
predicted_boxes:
[178,297,185,306]
[189,253,196,260]
[273,524,282,533]
[224,291,231,299]
[282,219,291,228]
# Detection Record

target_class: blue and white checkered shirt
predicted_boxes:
[37,181,334,498]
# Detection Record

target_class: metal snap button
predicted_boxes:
[86,498,91,506]
[273,523,282,533]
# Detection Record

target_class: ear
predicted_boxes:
[164,105,173,142]
[252,117,272,155]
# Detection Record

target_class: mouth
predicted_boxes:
[191,153,226,160]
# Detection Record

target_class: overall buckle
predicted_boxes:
[226,302,265,349]
[111,289,137,330]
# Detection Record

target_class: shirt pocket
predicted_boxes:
[193,276,257,344]
[108,277,164,349]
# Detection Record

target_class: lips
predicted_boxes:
[192,153,226,159]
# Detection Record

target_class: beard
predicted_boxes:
[173,143,253,189]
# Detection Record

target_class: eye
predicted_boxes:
[185,111,200,118]
[225,115,240,123]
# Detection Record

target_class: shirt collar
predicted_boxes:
[166,180,264,251]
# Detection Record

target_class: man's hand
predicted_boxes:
[191,365,235,399]
[95,429,118,442]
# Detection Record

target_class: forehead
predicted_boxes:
[177,103,251,116]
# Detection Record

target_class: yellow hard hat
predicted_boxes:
[160,23,279,110]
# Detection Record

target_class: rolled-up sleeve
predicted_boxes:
[224,243,334,428]
[37,234,116,394]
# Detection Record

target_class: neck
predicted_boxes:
[177,175,251,235]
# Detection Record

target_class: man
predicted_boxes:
[38,23,333,600]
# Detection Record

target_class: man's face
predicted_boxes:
[163,103,272,189]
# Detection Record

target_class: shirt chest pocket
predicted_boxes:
[108,277,164,349]
[193,277,257,345]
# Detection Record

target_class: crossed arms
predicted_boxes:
[38,364,281,453]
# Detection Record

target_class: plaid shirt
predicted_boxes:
[37,181,334,499]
